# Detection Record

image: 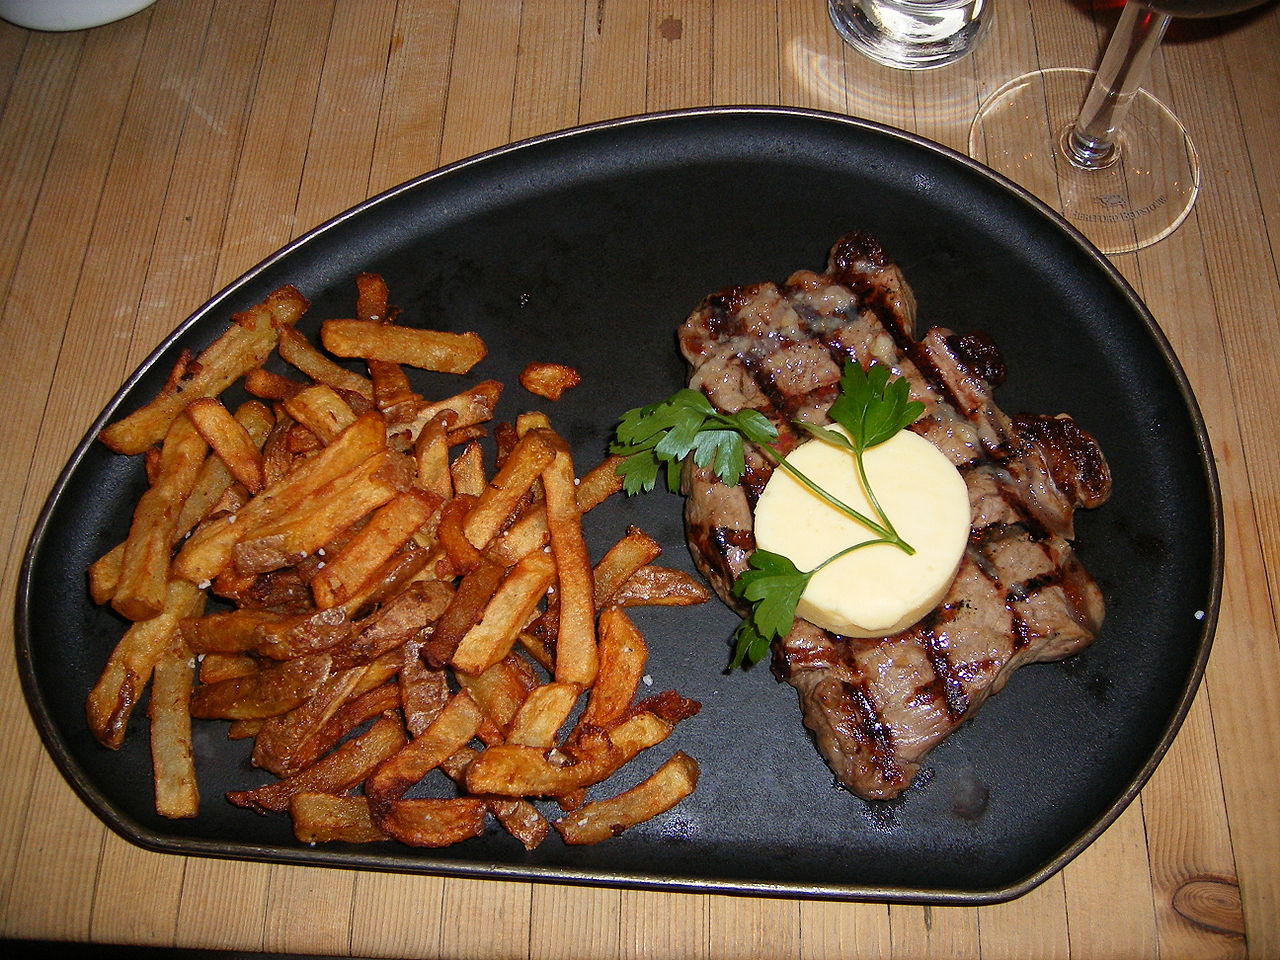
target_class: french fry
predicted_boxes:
[462,430,555,550]
[368,359,416,410]
[329,579,453,670]
[464,710,675,798]
[189,652,332,721]
[422,555,505,667]
[176,400,275,537]
[354,272,390,322]
[376,797,487,848]
[276,323,374,400]
[99,285,307,454]
[281,383,358,445]
[538,431,597,687]
[198,652,258,684]
[149,641,199,818]
[250,663,375,777]
[275,682,402,774]
[229,713,406,813]
[174,410,388,583]
[412,411,455,500]
[321,318,487,375]
[290,793,387,844]
[87,578,205,748]
[592,527,662,607]
[231,453,398,575]
[365,691,484,809]
[454,654,539,742]
[180,606,352,660]
[613,565,710,607]
[310,489,440,608]
[112,414,208,620]
[185,397,265,493]
[88,542,125,606]
[506,681,580,748]
[395,380,502,441]
[451,550,555,676]
[553,752,700,845]
[243,366,304,401]
[449,441,485,497]
[519,361,581,401]
[398,637,451,737]
[580,607,647,729]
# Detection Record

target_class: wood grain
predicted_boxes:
[0,2,1276,956]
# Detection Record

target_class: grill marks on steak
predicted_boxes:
[679,232,1111,800]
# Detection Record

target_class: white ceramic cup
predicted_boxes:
[0,0,158,31]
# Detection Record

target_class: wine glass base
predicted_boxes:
[968,68,1200,255]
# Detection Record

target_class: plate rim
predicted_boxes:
[14,105,1224,904]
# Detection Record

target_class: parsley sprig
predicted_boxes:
[611,363,925,668]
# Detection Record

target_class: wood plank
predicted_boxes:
[711,0,780,105]
[647,0,712,112]
[973,876,1069,960]
[797,900,892,960]
[618,888,709,960]
[1062,801,1159,957]
[349,872,446,958]
[530,885,621,960]
[173,859,272,950]
[510,0,585,141]
[437,877,531,958]
[369,0,460,193]
[438,0,521,164]
[888,904,979,958]
[261,862,357,954]
[707,894,800,960]
[580,0,649,123]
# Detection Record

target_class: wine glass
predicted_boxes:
[968,1,1268,255]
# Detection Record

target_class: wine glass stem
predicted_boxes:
[1065,3,1173,169]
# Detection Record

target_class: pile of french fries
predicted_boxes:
[84,274,707,850]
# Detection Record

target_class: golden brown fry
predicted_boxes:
[281,383,358,445]
[439,746,551,850]
[99,285,307,455]
[250,663,374,776]
[399,637,451,738]
[290,793,387,844]
[87,579,205,749]
[174,410,388,583]
[506,681,580,748]
[462,430,555,550]
[311,489,440,608]
[354,272,390,322]
[189,652,332,721]
[180,606,352,660]
[519,361,582,401]
[197,652,258,684]
[449,441,485,497]
[580,606,647,729]
[231,453,397,575]
[243,367,304,401]
[612,565,711,608]
[553,751,700,845]
[592,527,662,607]
[396,380,502,441]
[377,797,487,848]
[368,359,416,409]
[365,691,485,808]
[423,555,505,667]
[538,431,597,687]
[412,411,455,500]
[229,713,406,814]
[88,541,125,606]
[149,641,199,818]
[321,318,486,374]
[176,400,275,537]
[454,654,539,743]
[112,414,208,621]
[185,397,265,493]
[451,550,555,677]
[276,323,374,400]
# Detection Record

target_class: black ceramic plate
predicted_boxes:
[17,107,1220,904]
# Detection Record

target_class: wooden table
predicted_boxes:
[1,1,1276,957]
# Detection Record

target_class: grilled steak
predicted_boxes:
[679,232,1111,800]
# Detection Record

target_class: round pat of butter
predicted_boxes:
[753,427,969,638]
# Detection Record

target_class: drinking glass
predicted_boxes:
[968,1,1268,255]
[829,0,992,69]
